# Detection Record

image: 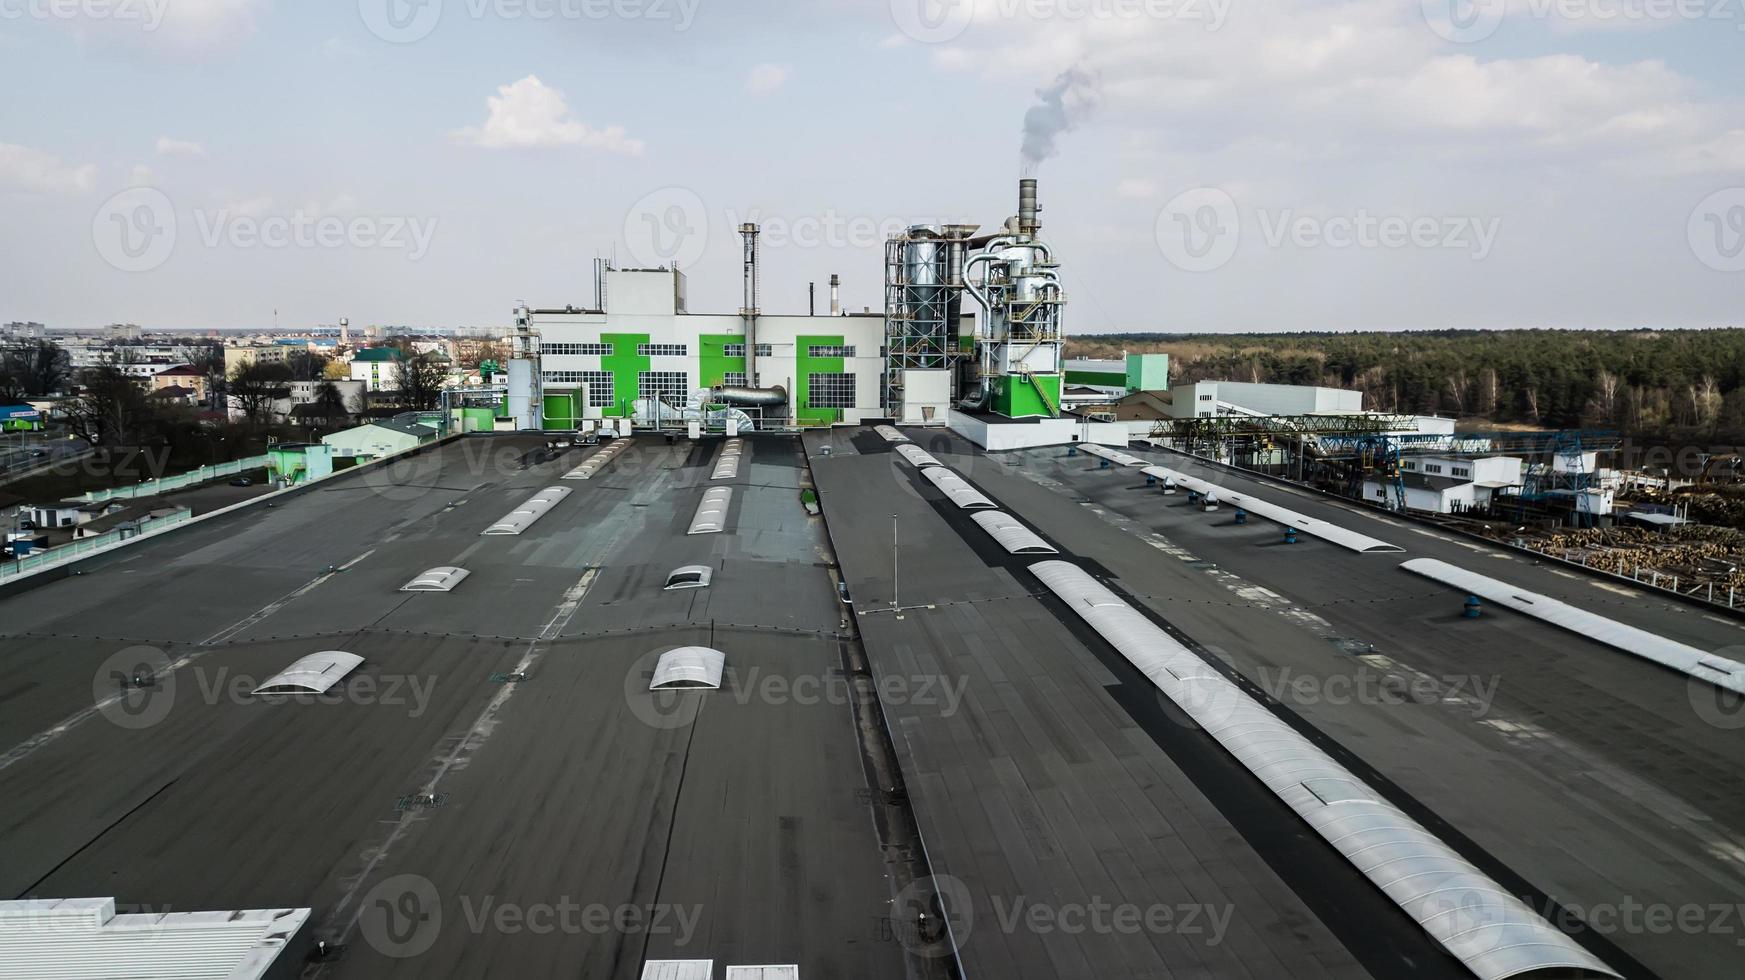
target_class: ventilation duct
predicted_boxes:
[689,487,733,534]
[1027,559,1620,980]
[971,511,1058,554]
[401,566,471,592]
[649,648,726,690]
[252,652,365,696]
[1077,443,1147,467]
[920,467,996,509]
[1402,558,1745,693]
[483,486,572,535]
[1140,466,1403,554]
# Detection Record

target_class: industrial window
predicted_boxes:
[543,343,611,356]
[581,370,614,407]
[639,371,690,404]
[808,373,855,409]
[638,344,688,356]
[755,343,773,357]
[722,343,746,358]
[1453,467,1471,478]
[1425,464,1443,474]
[723,372,748,388]
[807,345,855,358]
[1198,394,1214,401]
[543,371,585,383]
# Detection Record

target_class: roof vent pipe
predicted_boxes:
[829,274,841,316]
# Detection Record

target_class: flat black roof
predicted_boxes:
[807,427,1745,980]
[0,434,909,979]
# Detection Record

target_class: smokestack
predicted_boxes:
[829,274,841,316]
[1018,179,1039,239]
[809,282,816,316]
[740,224,760,379]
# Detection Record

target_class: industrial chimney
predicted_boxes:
[1018,178,1040,239]
[829,274,841,316]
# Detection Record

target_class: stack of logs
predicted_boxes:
[1525,524,1745,593]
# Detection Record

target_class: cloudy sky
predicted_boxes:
[1,0,1742,333]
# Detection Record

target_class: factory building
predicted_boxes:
[511,179,1094,443]
[523,266,892,429]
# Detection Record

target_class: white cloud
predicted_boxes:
[745,63,791,96]
[1115,178,1157,200]
[921,1,1745,178]
[47,0,264,53]
[453,75,645,154]
[155,136,207,158]
[0,144,97,194]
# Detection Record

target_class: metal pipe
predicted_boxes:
[710,385,788,407]
[829,274,841,316]
[740,224,760,381]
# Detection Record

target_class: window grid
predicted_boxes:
[581,370,614,407]
[638,371,690,405]
[543,371,585,383]
[722,372,749,388]
[722,344,746,358]
[542,343,612,356]
[755,344,774,357]
[807,373,855,409]
[638,344,688,356]
[806,345,856,358]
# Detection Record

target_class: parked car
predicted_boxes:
[229,477,253,487]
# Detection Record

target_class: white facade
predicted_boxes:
[1400,455,1523,487]
[1168,381,1365,418]
[526,268,888,427]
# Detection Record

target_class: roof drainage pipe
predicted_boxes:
[1029,559,1621,980]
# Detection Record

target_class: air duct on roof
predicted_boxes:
[401,566,471,592]
[971,511,1058,554]
[483,486,572,535]
[649,647,726,690]
[252,652,365,696]
[689,487,733,534]
[919,466,997,509]
[1139,465,1403,554]
[1402,557,1745,693]
[1027,559,1621,980]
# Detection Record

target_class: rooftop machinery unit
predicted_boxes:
[508,302,541,430]
[884,178,1066,422]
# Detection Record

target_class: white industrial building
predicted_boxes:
[521,266,891,430]
[1365,455,1524,514]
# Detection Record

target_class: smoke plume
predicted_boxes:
[1020,67,1099,175]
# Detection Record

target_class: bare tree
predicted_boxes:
[394,351,448,411]
[229,360,292,423]
[63,364,155,447]
[0,340,71,397]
